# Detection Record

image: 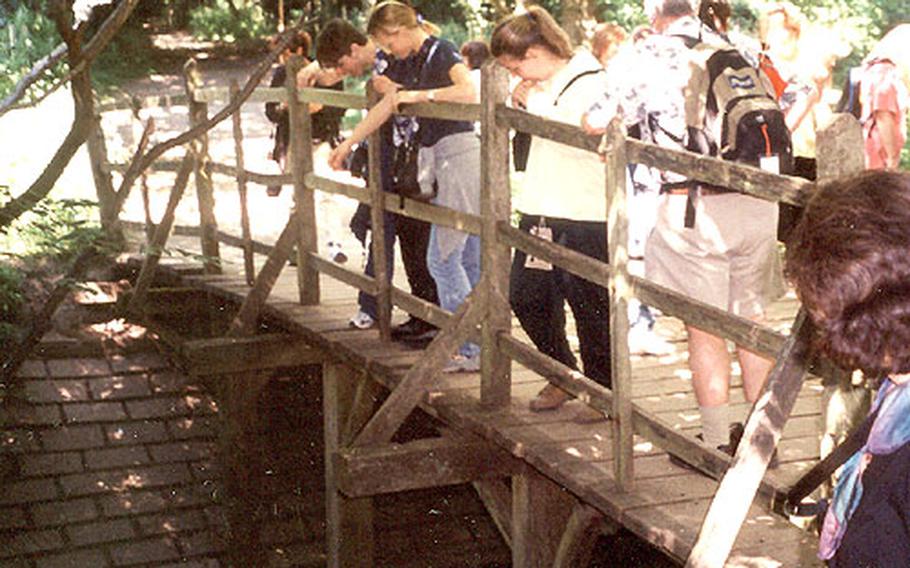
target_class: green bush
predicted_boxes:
[0,5,66,105]
[0,263,24,324]
[189,0,274,43]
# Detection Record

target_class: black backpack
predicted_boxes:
[684,34,793,177]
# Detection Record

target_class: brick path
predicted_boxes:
[1,321,511,567]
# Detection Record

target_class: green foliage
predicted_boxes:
[0,186,105,266]
[189,0,275,42]
[91,19,161,95]
[591,1,647,31]
[0,263,24,324]
[0,4,67,104]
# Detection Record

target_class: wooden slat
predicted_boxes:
[498,105,601,154]
[352,288,487,446]
[324,363,373,568]
[553,503,612,568]
[129,154,195,313]
[286,55,319,305]
[308,253,378,295]
[335,434,523,497]
[366,85,392,341]
[604,120,634,488]
[182,58,221,274]
[480,62,513,408]
[512,466,575,567]
[230,81,255,286]
[181,333,324,375]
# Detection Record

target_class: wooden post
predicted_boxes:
[604,120,634,489]
[512,467,574,567]
[366,84,392,340]
[815,113,869,472]
[230,80,255,286]
[686,311,815,568]
[182,58,221,274]
[286,55,320,304]
[479,61,512,408]
[324,363,374,568]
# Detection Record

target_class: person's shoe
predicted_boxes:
[574,405,607,424]
[627,324,675,356]
[349,310,376,330]
[267,185,282,196]
[390,317,437,341]
[669,422,779,471]
[400,329,438,350]
[442,354,481,374]
[529,384,571,412]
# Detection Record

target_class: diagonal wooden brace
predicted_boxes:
[351,286,488,447]
[128,152,194,314]
[686,309,815,568]
[228,213,300,337]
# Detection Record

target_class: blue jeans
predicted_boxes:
[427,227,480,358]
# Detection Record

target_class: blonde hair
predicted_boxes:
[869,24,910,93]
[367,1,440,37]
[490,6,574,60]
[759,2,804,47]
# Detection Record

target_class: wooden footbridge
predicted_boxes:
[118,55,868,567]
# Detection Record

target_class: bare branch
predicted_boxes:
[0,43,68,118]
[0,0,141,230]
[111,16,315,214]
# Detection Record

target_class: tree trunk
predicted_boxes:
[559,0,593,47]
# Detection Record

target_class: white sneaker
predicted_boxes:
[349,310,375,329]
[628,325,674,356]
[443,355,481,373]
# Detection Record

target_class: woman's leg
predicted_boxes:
[428,227,478,358]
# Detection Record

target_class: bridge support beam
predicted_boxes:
[324,362,375,568]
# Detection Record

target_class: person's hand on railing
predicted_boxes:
[371,75,401,96]
[328,139,355,171]
[510,79,535,110]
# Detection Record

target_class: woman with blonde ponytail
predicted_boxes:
[328,0,483,372]
[491,7,611,420]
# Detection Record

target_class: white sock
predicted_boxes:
[700,404,730,448]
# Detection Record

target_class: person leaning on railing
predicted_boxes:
[322,6,484,372]
[785,170,910,566]
[491,6,612,422]
[313,17,441,339]
[584,0,781,454]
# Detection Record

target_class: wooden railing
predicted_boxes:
[123,55,865,567]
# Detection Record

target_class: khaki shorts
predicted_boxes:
[644,192,780,319]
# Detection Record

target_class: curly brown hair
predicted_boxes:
[785,170,910,376]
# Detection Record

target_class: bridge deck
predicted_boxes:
[151,258,823,566]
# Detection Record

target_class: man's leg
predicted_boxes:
[687,325,731,448]
[396,214,439,306]
[737,345,774,403]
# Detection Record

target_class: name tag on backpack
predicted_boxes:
[525,224,553,270]
[760,155,780,175]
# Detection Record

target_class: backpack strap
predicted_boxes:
[554,68,604,106]
[784,404,881,516]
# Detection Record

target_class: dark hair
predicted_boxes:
[490,6,573,60]
[699,0,732,33]
[316,18,368,68]
[785,170,910,376]
[460,40,490,70]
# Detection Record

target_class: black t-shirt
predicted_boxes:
[829,441,910,567]
[381,37,473,148]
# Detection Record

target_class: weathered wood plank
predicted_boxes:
[229,81,255,286]
[324,363,373,568]
[352,288,487,446]
[604,120,634,489]
[335,434,523,497]
[180,333,324,375]
[183,58,221,274]
[512,466,575,567]
[286,55,320,305]
[480,62,513,408]
[366,85,391,341]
